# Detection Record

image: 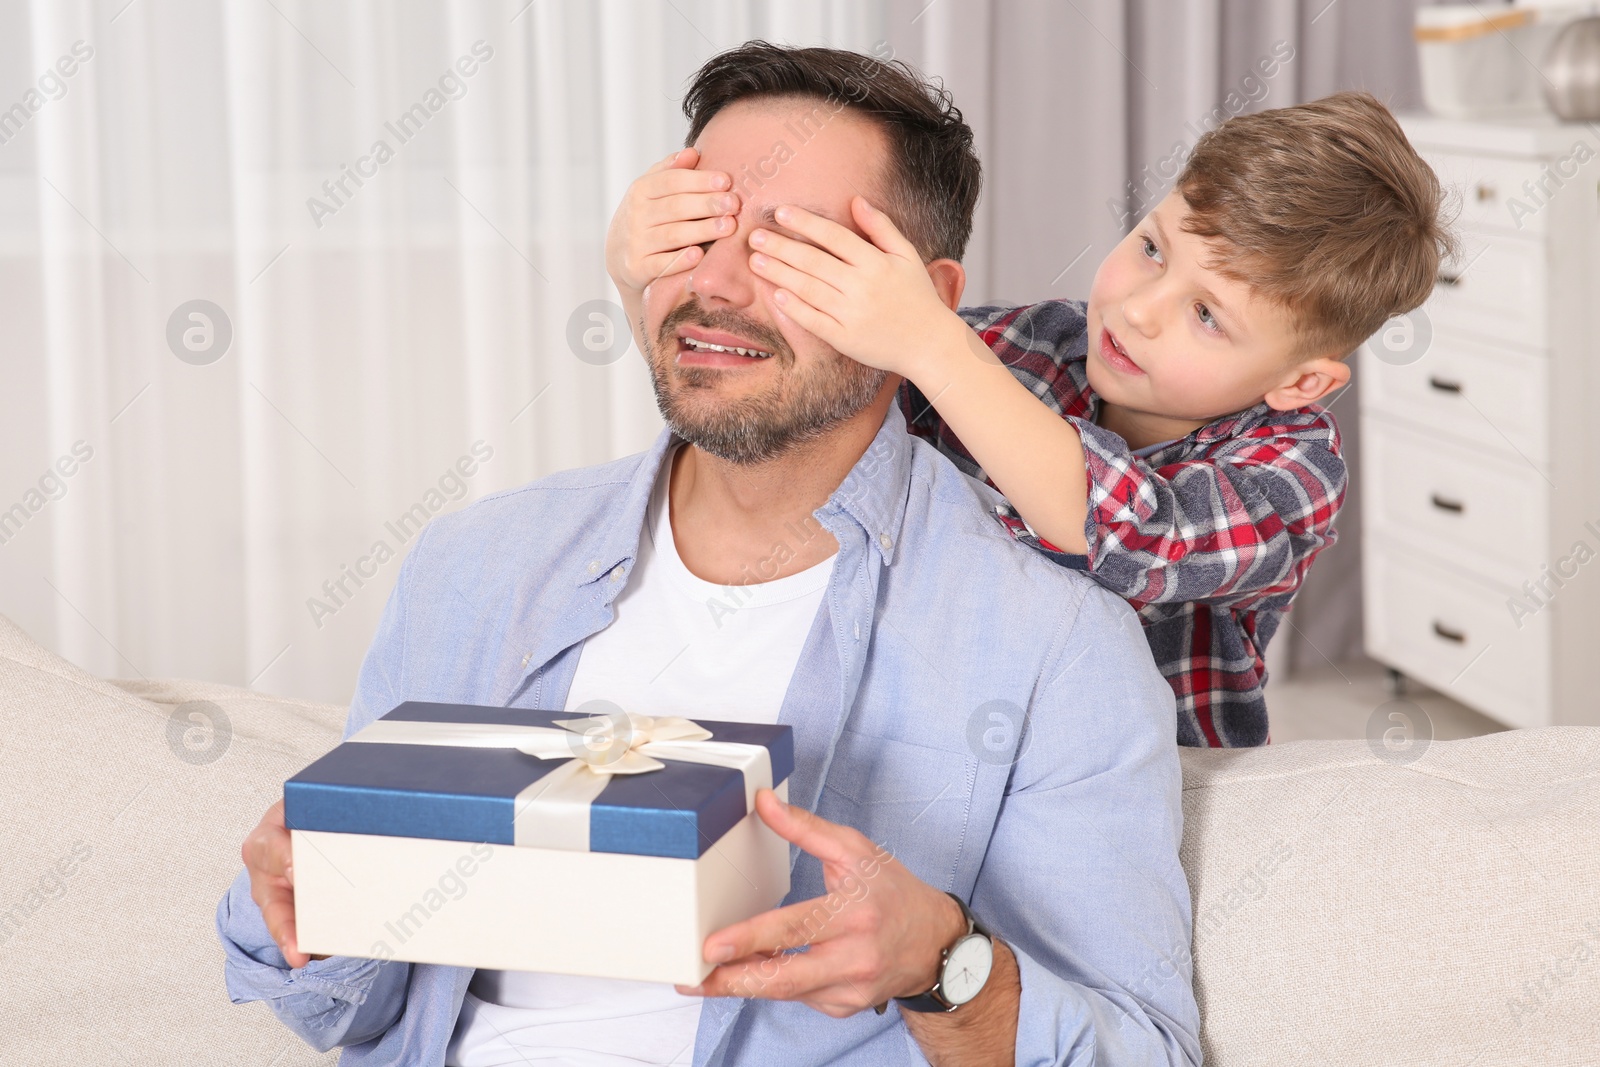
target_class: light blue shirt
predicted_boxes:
[216,405,1201,1066]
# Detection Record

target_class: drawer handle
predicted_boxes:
[1474,182,1496,203]
[1432,621,1467,644]
[1430,494,1465,514]
[1428,376,1463,394]
[1436,272,1462,287]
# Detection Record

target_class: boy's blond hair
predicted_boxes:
[1176,90,1457,360]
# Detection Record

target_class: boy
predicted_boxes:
[607,91,1454,748]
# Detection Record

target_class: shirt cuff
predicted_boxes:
[1008,939,1199,1067]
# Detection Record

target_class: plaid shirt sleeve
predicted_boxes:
[903,300,1348,614]
[1068,415,1348,611]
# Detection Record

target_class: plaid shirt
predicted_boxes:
[898,299,1348,748]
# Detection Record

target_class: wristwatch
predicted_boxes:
[893,892,995,1013]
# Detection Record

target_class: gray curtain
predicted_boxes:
[886,0,1430,673]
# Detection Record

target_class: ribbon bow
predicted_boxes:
[554,712,715,774]
[346,711,772,852]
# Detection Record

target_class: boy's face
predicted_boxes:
[1085,191,1320,423]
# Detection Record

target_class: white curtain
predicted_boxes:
[0,0,1420,704]
[1,0,886,703]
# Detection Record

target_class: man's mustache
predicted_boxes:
[656,297,791,362]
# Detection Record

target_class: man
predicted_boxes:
[219,42,1201,1066]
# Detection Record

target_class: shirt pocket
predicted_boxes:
[818,730,976,894]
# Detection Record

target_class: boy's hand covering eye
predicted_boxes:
[604,147,741,296]
[747,196,953,377]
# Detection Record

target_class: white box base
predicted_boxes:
[292,781,790,985]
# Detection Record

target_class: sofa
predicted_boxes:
[1,611,1593,1065]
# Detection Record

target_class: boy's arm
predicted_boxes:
[738,200,1091,551]
[1060,413,1348,608]
[906,315,1094,553]
[940,301,1349,611]
[964,303,1352,608]
[743,202,1345,610]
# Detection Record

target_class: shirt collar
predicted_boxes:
[820,402,913,567]
[578,403,914,588]
[574,429,676,589]
[1193,399,1277,444]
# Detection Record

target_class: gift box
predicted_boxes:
[286,701,793,985]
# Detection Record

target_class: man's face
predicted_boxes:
[1085,191,1308,421]
[640,98,893,464]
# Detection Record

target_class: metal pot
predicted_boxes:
[1543,15,1600,121]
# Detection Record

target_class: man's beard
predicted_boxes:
[643,298,888,465]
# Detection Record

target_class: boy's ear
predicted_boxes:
[1262,355,1352,412]
[926,258,965,312]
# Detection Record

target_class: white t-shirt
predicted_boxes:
[445,446,834,1066]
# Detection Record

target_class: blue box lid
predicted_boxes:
[284,702,794,860]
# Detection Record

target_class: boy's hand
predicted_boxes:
[748,196,960,378]
[604,147,740,297]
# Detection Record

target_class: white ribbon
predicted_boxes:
[345,712,774,852]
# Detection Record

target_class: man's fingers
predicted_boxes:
[849,196,921,259]
[685,943,879,1014]
[242,800,292,876]
[248,865,308,968]
[255,884,309,968]
[753,788,865,867]
[704,893,846,963]
[243,824,292,881]
[703,835,877,962]
[241,797,311,966]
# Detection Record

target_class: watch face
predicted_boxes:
[940,934,994,1006]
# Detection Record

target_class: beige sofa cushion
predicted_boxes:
[1180,728,1600,1065]
[0,611,1594,1064]
[0,614,340,1066]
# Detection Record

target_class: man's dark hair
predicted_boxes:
[682,41,981,263]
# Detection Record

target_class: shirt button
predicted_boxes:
[878,533,893,552]
[610,566,624,582]
[587,560,601,575]
[853,621,861,641]
[521,652,532,668]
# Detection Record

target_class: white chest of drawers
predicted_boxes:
[1360,115,1600,730]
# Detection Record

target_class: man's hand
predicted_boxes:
[242,799,327,969]
[675,788,967,1018]
[747,197,967,380]
[604,147,741,298]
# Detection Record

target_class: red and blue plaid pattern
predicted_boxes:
[898,299,1348,748]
